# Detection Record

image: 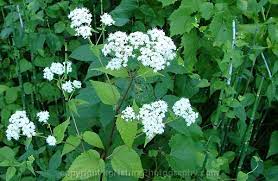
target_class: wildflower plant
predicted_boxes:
[0,1,277,181]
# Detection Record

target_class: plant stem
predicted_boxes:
[236,76,264,173]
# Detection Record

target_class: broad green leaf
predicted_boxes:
[111,145,144,178]
[0,147,16,161]
[110,0,138,26]
[6,167,16,181]
[237,171,248,181]
[62,135,81,156]
[269,0,278,4]
[116,117,137,148]
[5,87,18,104]
[157,0,178,7]
[63,150,105,180]
[70,44,97,62]
[53,119,70,144]
[90,81,120,105]
[93,67,129,78]
[267,131,278,158]
[23,82,33,94]
[168,134,204,173]
[19,59,33,73]
[200,2,214,20]
[83,131,104,149]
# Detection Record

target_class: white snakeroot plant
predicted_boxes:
[68,7,92,39]
[172,98,198,126]
[37,111,50,124]
[138,100,168,140]
[72,80,82,89]
[121,106,136,121]
[50,62,64,75]
[62,80,82,93]
[46,135,57,146]
[43,67,54,81]
[100,13,115,26]
[6,111,36,141]
[102,28,176,72]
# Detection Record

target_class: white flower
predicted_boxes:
[43,67,54,81]
[75,25,92,39]
[102,28,176,71]
[68,7,92,28]
[6,124,20,141]
[72,80,82,89]
[172,98,198,126]
[121,106,136,121]
[68,7,92,39]
[138,100,168,140]
[63,61,72,73]
[37,111,50,124]
[9,111,29,128]
[50,62,64,75]
[100,13,115,26]
[62,80,74,93]
[22,122,36,138]
[46,135,57,146]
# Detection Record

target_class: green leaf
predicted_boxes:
[237,171,248,181]
[90,81,120,105]
[267,131,278,158]
[137,66,163,78]
[116,117,137,148]
[70,44,97,62]
[111,145,144,178]
[6,167,16,181]
[53,119,70,144]
[54,21,65,33]
[0,146,16,161]
[157,0,178,7]
[83,131,104,149]
[63,150,105,180]
[93,67,129,78]
[168,134,204,173]
[62,135,81,156]
[19,59,33,73]
[269,0,278,4]
[200,2,214,20]
[23,82,33,95]
[5,87,18,104]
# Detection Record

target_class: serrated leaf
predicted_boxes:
[116,117,137,148]
[70,44,97,62]
[90,81,120,105]
[157,0,178,7]
[62,135,81,156]
[111,145,144,178]
[93,67,129,78]
[63,150,105,180]
[83,131,104,149]
[53,119,70,144]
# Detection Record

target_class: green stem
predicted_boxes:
[237,76,264,173]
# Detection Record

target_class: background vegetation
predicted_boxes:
[0,0,278,180]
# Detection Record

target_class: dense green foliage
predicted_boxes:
[0,0,278,180]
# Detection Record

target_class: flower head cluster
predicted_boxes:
[100,13,115,26]
[43,62,72,81]
[121,100,168,140]
[138,100,168,140]
[121,106,136,121]
[172,98,198,126]
[46,135,57,146]
[68,7,92,39]
[37,111,50,124]
[6,111,36,141]
[62,80,82,93]
[102,28,176,71]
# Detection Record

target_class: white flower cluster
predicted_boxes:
[172,98,198,126]
[121,106,136,121]
[61,80,82,93]
[6,111,36,141]
[121,100,168,140]
[37,111,50,124]
[46,135,57,146]
[100,13,115,26]
[102,28,176,72]
[68,7,92,39]
[43,61,72,81]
